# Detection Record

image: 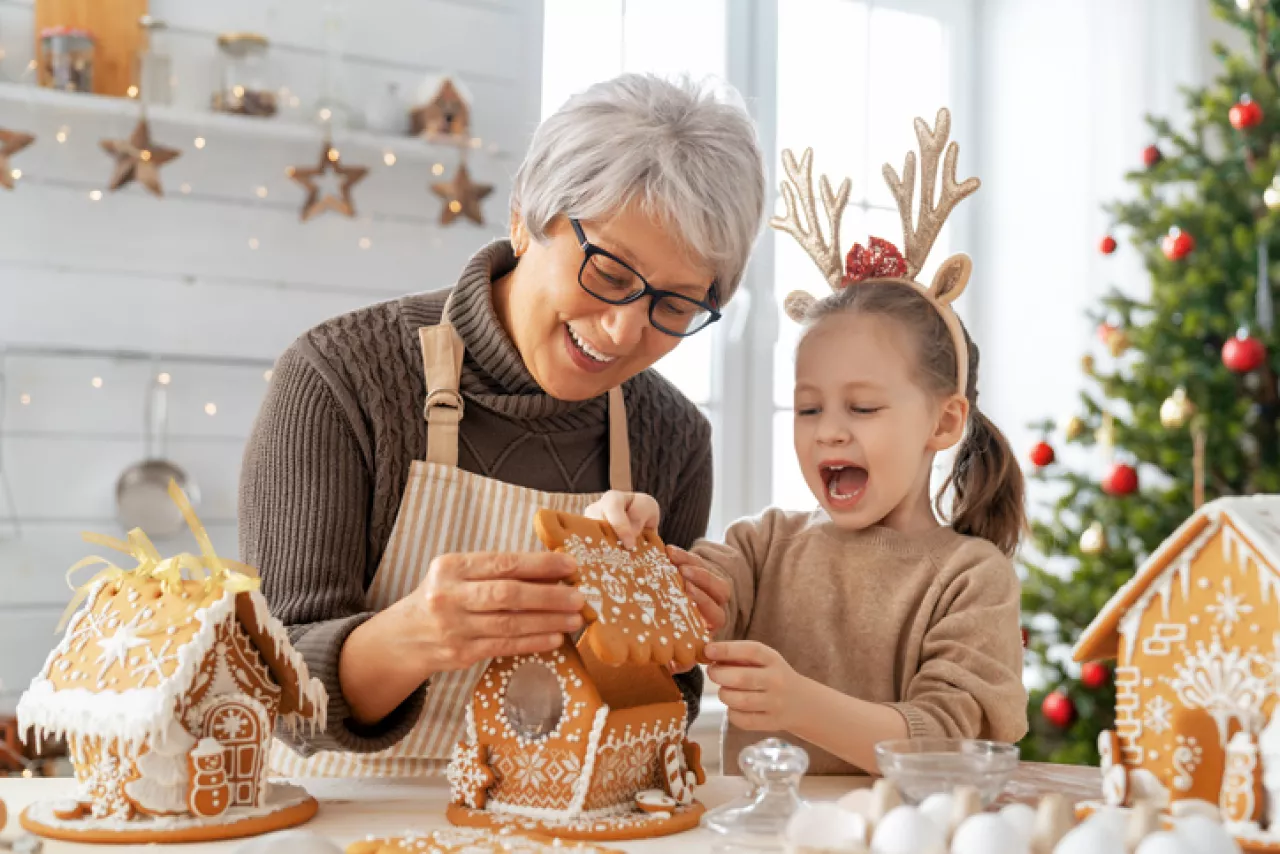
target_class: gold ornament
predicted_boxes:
[1080,522,1107,555]
[1159,387,1195,429]
[1081,354,1096,376]
[1065,416,1086,440]
[1106,329,1131,357]
[1096,413,1116,450]
[431,161,493,226]
[0,127,35,190]
[100,118,181,196]
[288,142,368,221]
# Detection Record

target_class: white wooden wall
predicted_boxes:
[0,0,543,712]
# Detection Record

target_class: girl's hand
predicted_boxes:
[705,641,805,732]
[667,545,730,636]
[583,490,661,548]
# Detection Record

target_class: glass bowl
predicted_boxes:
[874,738,1019,806]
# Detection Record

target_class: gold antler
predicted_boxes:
[882,108,980,280]
[770,148,852,291]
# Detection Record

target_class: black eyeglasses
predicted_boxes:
[570,218,721,337]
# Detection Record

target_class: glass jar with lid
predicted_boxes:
[39,26,95,93]
[211,32,277,117]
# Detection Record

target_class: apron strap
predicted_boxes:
[419,324,465,467]
[607,386,632,492]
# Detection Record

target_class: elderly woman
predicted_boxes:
[240,73,766,775]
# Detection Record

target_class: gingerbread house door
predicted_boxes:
[201,698,265,806]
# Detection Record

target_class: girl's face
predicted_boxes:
[494,210,716,402]
[793,312,966,532]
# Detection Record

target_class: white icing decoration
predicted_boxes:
[1207,576,1254,636]
[1143,695,1173,735]
[24,781,312,833]
[123,717,195,815]
[1165,633,1270,744]
[1172,734,1204,792]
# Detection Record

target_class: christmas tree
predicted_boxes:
[1019,0,1280,765]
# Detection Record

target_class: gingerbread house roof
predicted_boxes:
[1073,495,1280,663]
[17,576,327,750]
[415,73,472,108]
[534,510,710,669]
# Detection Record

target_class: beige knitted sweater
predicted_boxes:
[694,508,1028,775]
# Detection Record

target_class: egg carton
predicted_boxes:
[782,780,1239,854]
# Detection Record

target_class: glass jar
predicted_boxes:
[137,16,172,106]
[39,26,95,93]
[703,739,810,851]
[212,32,276,117]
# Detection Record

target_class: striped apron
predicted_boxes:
[270,315,632,777]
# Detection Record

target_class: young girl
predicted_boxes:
[586,110,1029,775]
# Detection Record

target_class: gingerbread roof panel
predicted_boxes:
[1073,495,1280,663]
[534,510,710,668]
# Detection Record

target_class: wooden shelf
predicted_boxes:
[0,81,508,162]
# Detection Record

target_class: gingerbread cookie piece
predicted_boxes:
[50,800,84,821]
[347,827,624,854]
[635,790,678,815]
[661,743,693,805]
[447,742,496,809]
[534,510,710,668]
[681,739,707,786]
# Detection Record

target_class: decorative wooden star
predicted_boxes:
[0,128,35,191]
[288,143,368,222]
[431,162,492,226]
[100,118,181,197]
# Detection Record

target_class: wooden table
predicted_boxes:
[0,763,1100,852]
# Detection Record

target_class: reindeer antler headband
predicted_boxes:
[770,107,979,397]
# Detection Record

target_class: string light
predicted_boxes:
[157,372,171,385]
[449,200,462,213]
[359,237,372,249]
[319,107,333,121]
[9,169,20,181]
[193,137,206,150]
[255,186,268,198]
[89,189,102,201]
[248,237,260,250]
[432,163,445,175]
[327,148,341,162]
[127,85,139,98]
[204,403,217,416]
[55,126,69,143]
[180,183,192,194]
[263,369,274,382]
[470,137,483,149]
[91,377,103,388]
[139,150,152,162]
[19,393,31,405]
[383,151,397,166]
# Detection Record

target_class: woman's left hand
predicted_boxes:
[705,641,805,732]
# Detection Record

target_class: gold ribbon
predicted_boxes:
[57,480,260,632]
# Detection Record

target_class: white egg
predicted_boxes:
[1085,805,1129,839]
[232,830,344,854]
[1053,821,1126,854]
[1134,830,1198,854]
[785,802,869,850]
[951,813,1027,854]
[870,805,945,854]
[1172,815,1243,854]
[838,787,876,818]
[918,792,954,834]
[999,802,1036,847]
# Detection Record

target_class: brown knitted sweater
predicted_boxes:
[240,240,712,756]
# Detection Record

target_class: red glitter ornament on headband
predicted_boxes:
[842,237,908,285]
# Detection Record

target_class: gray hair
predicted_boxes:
[512,73,766,304]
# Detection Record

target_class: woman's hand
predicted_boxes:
[705,641,805,733]
[583,490,661,548]
[404,551,588,673]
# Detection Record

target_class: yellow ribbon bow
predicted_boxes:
[57,480,260,632]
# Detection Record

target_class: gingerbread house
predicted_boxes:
[445,509,710,842]
[15,482,328,844]
[411,74,471,138]
[1074,494,1280,849]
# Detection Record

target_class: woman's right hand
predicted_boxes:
[402,551,587,675]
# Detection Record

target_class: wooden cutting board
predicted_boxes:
[34,0,148,97]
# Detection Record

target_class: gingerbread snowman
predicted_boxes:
[186,738,231,818]
[1221,730,1264,828]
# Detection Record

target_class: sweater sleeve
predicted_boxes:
[885,546,1028,742]
[239,342,427,756]
[692,511,776,641]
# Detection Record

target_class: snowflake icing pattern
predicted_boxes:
[1143,695,1173,735]
[1206,577,1254,635]
[447,741,496,809]
[215,709,252,741]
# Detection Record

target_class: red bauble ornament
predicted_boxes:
[1042,691,1075,729]
[1029,441,1056,468]
[1222,330,1268,373]
[1021,627,1029,648]
[1230,96,1264,130]
[1081,661,1110,689]
[1103,463,1139,496]
[1100,235,1118,255]
[1162,228,1195,260]
[1142,145,1163,167]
